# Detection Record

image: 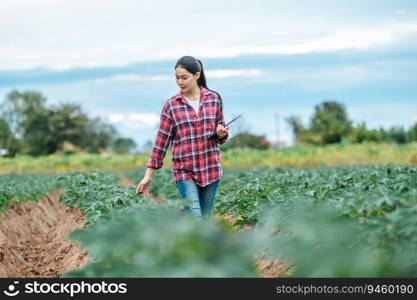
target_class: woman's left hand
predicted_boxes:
[216,124,229,138]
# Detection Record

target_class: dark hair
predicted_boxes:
[175,56,223,106]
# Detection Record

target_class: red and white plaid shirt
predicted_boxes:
[146,86,229,187]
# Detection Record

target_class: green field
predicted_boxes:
[1,142,416,174]
[1,163,416,277]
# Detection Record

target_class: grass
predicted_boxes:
[0,142,416,174]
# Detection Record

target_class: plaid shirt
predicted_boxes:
[146,87,229,187]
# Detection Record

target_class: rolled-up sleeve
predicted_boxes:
[213,96,229,145]
[146,102,175,169]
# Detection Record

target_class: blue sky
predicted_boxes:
[1,0,417,149]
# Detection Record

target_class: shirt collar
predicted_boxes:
[175,86,212,102]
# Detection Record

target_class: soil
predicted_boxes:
[254,258,292,277]
[0,179,291,278]
[0,190,90,278]
[117,178,135,188]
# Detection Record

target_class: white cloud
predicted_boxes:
[127,113,160,126]
[93,74,170,84]
[206,69,263,78]
[107,112,160,130]
[90,69,262,84]
[108,114,124,123]
[2,0,417,71]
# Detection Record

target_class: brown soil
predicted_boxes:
[255,258,292,277]
[0,190,90,278]
[214,214,292,277]
[117,177,135,187]
[0,181,291,278]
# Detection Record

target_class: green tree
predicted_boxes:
[1,90,52,155]
[1,89,135,155]
[113,137,137,154]
[22,109,56,155]
[48,103,91,152]
[1,90,47,138]
[80,117,118,153]
[0,117,21,156]
[310,101,352,144]
[408,122,417,142]
[286,115,307,144]
[49,103,120,153]
[220,132,270,151]
[0,117,12,149]
[350,122,381,143]
[386,126,408,144]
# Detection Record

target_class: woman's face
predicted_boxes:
[175,67,200,92]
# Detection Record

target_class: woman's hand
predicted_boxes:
[135,175,152,197]
[216,124,229,139]
[136,167,156,197]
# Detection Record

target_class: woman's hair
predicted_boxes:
[175,56,223,105]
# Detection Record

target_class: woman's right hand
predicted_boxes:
[135,176,152,197]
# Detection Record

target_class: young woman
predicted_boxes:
[135,56,229,218]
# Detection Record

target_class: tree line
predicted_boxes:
[221,100,417,150]
[1,91,415,156]
[286,101,417,145]
[0,90,136,157]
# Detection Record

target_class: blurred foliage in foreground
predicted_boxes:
[1,166,415,277]
[57,165,417,277]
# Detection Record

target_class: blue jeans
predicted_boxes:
[175,179,220,218]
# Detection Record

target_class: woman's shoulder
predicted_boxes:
[161,92,180,113]
[165,90,182,104]
[204,88,222,106]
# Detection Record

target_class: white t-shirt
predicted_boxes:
[184,96,200,114]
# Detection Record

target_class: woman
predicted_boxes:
[135,56,229,218]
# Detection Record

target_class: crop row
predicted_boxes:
[0,173,62,210]
[1,165,415,277]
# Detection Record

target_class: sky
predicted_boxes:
[1,0,417,150]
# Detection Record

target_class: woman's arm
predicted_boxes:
[146,102,175,169]
[135,167,155,197]
[213,95,229,145]
[137,103,174,197]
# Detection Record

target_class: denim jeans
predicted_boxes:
[175,179,220,218]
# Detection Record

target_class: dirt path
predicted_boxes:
[0,179,290,278]
[0,190,90,277]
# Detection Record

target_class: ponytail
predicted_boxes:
[196,58,223,108]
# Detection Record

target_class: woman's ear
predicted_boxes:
[194,72,200,80]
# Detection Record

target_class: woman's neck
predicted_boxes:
[183,86,201,100]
